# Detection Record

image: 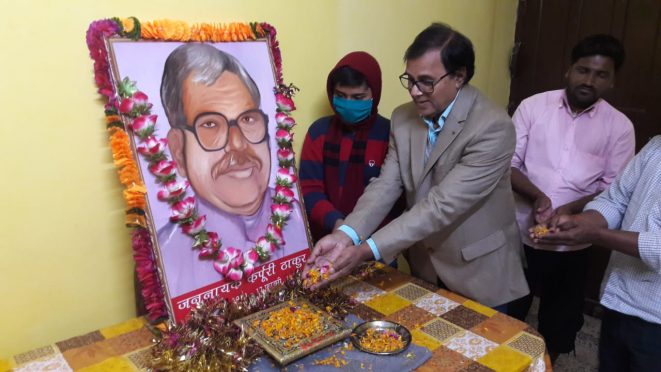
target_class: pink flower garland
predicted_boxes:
[119,79,298,282]
[132,229,167,319]
[86,20,120,98]
[259,23,283,84]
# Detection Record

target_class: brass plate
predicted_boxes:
[351,320,412,355]
[234,298,351,365]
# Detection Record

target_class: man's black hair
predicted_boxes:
[404,22,475,84]
[330,66,368,88]
[571,34,625,71]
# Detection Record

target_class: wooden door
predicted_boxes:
[509,0,661,316]
[509,0,661,150]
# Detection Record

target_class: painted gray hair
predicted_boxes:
[160,43,261,127]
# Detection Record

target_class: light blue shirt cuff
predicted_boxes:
[338,225,361,245]
[365,238,381,261]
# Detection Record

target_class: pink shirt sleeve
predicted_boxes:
[511,99,531,170]
[598,118,635,190]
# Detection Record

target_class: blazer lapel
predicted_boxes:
[419,86,478,184]
[410,117,427,190]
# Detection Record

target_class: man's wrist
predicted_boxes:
[358,243,375,262]
[335,225,357,246]
[556,203,573,215]
[533,191,547,201]
[588,225,607,245]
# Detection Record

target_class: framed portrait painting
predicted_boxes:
[87,18,312,323]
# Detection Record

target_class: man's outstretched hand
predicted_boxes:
[533,194,555,224]
[303,230,373,290]
[530,212,603,246]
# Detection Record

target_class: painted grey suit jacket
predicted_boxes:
[344,85,528,306]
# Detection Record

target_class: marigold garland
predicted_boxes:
[141,20,260,42]
[124,184,147,211]
[105,114,122,125]
[108,127,144,190]
[141,19,192,41]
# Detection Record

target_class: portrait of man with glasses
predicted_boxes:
[157,43,309,297]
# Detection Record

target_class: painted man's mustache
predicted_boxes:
[211,150,263,179]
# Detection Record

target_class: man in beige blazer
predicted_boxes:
[305,23,528,309]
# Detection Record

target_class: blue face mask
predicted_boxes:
[332,96,373,124]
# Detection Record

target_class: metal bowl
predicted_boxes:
[350,320,412,355]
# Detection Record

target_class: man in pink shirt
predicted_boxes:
[508,34,635,362]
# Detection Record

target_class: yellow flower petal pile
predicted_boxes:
[253,302,324,348]
[358,328,405,353]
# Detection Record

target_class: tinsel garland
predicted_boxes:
[151,273,355,371]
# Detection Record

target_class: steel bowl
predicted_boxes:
[351,320,412,355]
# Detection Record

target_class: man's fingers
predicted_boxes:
[307,250,354,291]
[536,197,552,211]
[309,237,335,262]
[302,263,314,278]
[547,215,562,229]
[556,220,576,230]
[553,216,577,231]
[537,204,550,212]
[303,250,321,277]
[310,265,350,291]
[535,207,555,224]
[541,208,555,219]
[536,229,573,245]
[325,267,351,283]
[325,245,344,263]
[303,241,335,280]
[307,248,320,264]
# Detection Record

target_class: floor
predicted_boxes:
[526,297,600,371]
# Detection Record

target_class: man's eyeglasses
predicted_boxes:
[399,72,452,94]
[177,109,269,151]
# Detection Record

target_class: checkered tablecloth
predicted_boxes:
[2,268,549,371]
[338,267,549,372]
[1,318,153,371]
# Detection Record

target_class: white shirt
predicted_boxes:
[585,136,661,324]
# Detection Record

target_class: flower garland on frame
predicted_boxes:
[118,77,298,281]
[86,17,297,321]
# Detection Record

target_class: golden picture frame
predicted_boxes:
[86,17,314,323]
[234,298,351,365]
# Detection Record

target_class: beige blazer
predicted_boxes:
[344,85,528,307]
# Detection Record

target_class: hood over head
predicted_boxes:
[326,51,382,117]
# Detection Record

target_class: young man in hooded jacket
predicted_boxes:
[300,51,403,242]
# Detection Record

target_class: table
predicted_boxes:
[2,267,550,371]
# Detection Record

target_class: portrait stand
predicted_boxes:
[87,17,312,323]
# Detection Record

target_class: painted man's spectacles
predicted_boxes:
[178,109,269,151]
